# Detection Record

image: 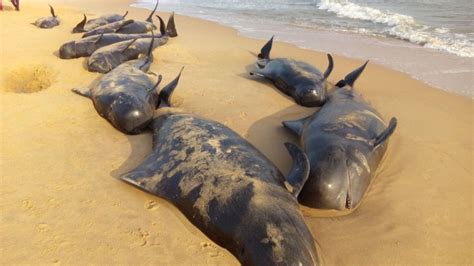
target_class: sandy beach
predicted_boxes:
[0,0,472,264]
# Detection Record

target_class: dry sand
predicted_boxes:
[1,0,472,264]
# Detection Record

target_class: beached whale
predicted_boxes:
[250,36,333,107]
[33,5,60,29]
[283,62,397,211]
[114,0,159,35]
[60,14,174,59]
[82,19,135,38]
[72,11,129,33]
[86,17,168,73]
[119,109,319,265]
[73,35,179,134]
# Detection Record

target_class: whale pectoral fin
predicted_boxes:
[71,88,92,98]
[373,117,397,148]
[323,54,334,79]
[157,67,184,108]
[282,120,303,136]
[282,115,310,137]
[284,143,310,198]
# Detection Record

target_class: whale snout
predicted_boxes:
[296,88,326,107]
[109,100,153,135]
[59,43,76,59]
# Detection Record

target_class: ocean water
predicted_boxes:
[132,0,474,97]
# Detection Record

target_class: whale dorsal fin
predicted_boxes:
[157,67,184,108]
[373,117,397,148]
[336,61,369,88]
[166,12,178,37]
[283,143,310,198]
[323,54,334,79]
[258,35,274,60]
[49,5,57,18]
[94,32,105,44]
[120,38,138,53]
[155,15,166,36]
[146,0,159,23]
[282,115,311,137]
[73,14,87,33]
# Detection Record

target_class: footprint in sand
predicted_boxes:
[3,64,56,93]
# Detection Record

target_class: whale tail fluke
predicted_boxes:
[336,61,369,88]
[323,54,334,79]
[166,12,178,37]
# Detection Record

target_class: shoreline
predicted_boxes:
[1,0,472,264]
[132,1,474,98]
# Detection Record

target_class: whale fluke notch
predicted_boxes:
[258,35,274,60]
[158,67,184,108]
[49,5,57,18]
[156,15,166,36]
[323,54,334,79]
[166,12,178,37]
[146,0,159,23]
[336,61,369,88]
[284,143,310,198]
[73,14,87,33]
[373,117,397,148]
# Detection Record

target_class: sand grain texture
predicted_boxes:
[0,1,472,264]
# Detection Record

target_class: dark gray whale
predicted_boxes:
[250,36,333,107]
[33,5,60,29]
[283,62,397,211]
[60,14,174,59]
[72,11,129,33]
[119,109,320,265]
[73,34,180,134]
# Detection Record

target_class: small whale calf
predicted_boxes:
[283,62,397,211]
[73,34,180,134]
[250,36,333,107]
[33,5,60,29]
[120,108,319,265]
